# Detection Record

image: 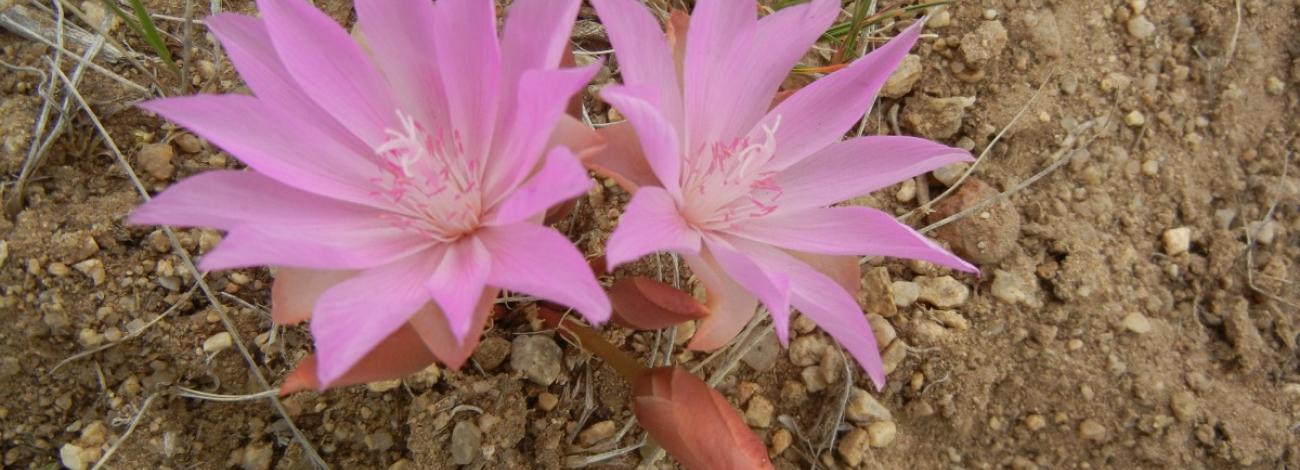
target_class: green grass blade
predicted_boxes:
[102,0,178,76]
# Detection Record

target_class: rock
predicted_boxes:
[673,320,697,345]
[788,335,828,367]
[744,395,774,428]
[800,366,827,393]
[929,9,951,28]
[238,442,274,470]
[1121,313,1152,334]
[911,319,947,343]
[934,310,970,330]
[991,269,1042,307]
[511,335,564,386]
[1266,76,1285,95]
[1126,15,1155,39]
[1223,299,1264,368]
[846,387,892,423]
[881,54,923,98]
[932,162,970,187]
[902,95,976,140]
[860,267,896,316]
[959,21,1009,63]
[367,378,402,393]
[868,421,897,447]
[819,346,844,385]
[48,262,70,277]
[472,336,511,371]
[1024,10,1063,58]
[0,240,7,268]
[895,179,917,202]
[741,331,780,372]
[450,421,482,465]
[0,356,20,378]
[137,143,175,180]
[837,428,871,467]
[79,421,108,447]
[867,314,897,348]
[882,340,908,374]
[1100,72,1133,92]
[537,392,559,411]
[892,281,920,307]
[387,459,416,470]
[78,329,103,347]
[1170,391,1198,422]
[72,259,105,286]
[60,443,88,470]
[174,133,203,153]
[792,314,816,334]
[915,276,969,308]
[202,332,233,354]
[1162,227,1191,255]
[1125,110,1146,127]
[770,428,792,455]
[1024,414,1047,431]
[578,420,616,446]
[1078,419,1107,442]
[927,178,1021,264]
[365,431,394,452]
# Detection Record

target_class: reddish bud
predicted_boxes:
[632,367,773,470]
[609,277,709,330]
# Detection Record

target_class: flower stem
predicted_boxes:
[537,306,646,383]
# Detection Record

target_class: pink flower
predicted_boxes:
[130,0,610,388]
[588,0,977,389]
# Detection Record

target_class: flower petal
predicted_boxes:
[735,239,889,390]
[582,121,659,192]
[599,85,683,194]
[427,237,491,343]
[271,268,355,325]
[355,0,448,131]
[205,14,369,157]
[408,289,500,370]
[310,251,440,386]
[477,224,611,324]
[279,324,435,395]
[488,146,591,226]
[775,136,973,211]
[549,114,606,162]
[729,206,978,273]
[682,0,756,148]
[432,0,501,161]
[605,186,699,269]
[486,65,600,198]
[129,170,382,231]
[684,248,759,351]
[704,238,792,344]
[760,21,923,170]
[589,0,682,127]
[198,226,429,272]
[499,0,583,105]
[139,96,380,206]
[257,0,396,147]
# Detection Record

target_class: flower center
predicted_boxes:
[681,116,784,229]
[370,111,482,242]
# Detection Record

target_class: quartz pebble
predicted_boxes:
[579,420,616,446]
[511,335,563,386]
[202,332,233,354]
[916,276,969,308]
[846,387,893,423]
[450,421,482,465]
[892,281,920,307]
[868,421,898,447]
[744,395,774,428]
[1162,227,1191,255]
[1122,313,1152,334]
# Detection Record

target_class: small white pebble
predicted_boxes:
[1122,313,1152,334]
[1125,110,1146,127]
[983,9,998,20]
[1162,227,1191,255]
[202,332,233,354]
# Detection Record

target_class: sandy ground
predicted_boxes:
[1,0,1298,468]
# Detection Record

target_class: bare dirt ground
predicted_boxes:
[2,0,1298,468]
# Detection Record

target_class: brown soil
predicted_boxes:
[2,0,1298,469]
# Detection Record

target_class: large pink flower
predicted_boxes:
[130,0,610,388]
[589,0,977,388]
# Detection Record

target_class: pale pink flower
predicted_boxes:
[589,0,977,388]
[130,0,610,388]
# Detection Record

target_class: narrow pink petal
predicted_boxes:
[589,0,682,127]
[279,325,435,394]
[775,136,973,212]
[486,65,599,198]
[684,248,759,351]
[729,206,978,273]
[271,268,354,325]
[682,0,756,148]
[488,147,591,226]
[734,239,888,390]
[477,224,611,324]
[198,226,432,272]
[549,114,606,162]
[355,0,448,131]
[205,14,370,157]
[691,0,838,146]
[407,289,500,370]
[605,186,699,269]
[427,238,491,343]
[600,85,682,194]
[431,0,501,161]
[139,96,380,207]
[128,170,381,231]
[498,0,583,108]
[310,251,440,386]
[761,22,923,170]
[704,238,792,344]
[789,251,859,296]
[583,121,659,192]
[257,0,396,147]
